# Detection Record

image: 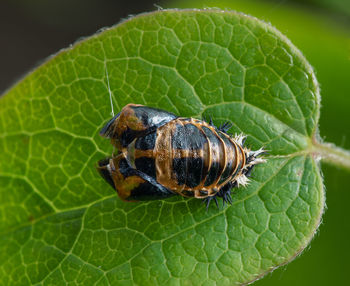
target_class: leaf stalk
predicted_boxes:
[313,141,350,171]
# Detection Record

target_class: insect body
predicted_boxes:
[97,104,265,207]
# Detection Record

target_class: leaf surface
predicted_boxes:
[0,10,324,285]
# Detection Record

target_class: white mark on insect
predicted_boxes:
[234,133,247,146]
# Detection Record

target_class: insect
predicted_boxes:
[97,103,266,208]
[97,66,265,208]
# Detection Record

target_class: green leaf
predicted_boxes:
[0,9,325,285]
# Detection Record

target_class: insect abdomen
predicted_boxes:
[154,118,245,198]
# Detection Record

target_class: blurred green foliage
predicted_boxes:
[289,0,350,18]
[164,0,350,285]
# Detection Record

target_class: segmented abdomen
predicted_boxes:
[151,118,246,198]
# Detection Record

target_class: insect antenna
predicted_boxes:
[105,64,118,156]
[105,64,115,117]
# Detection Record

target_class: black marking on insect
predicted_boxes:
[97,103,266,209]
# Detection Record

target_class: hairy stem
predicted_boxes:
[313,141,350,171]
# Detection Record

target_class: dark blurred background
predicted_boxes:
[0,0,160,93]
[1,0,349,285]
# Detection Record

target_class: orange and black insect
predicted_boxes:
[97,103,266,208]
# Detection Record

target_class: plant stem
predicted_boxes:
[312,141,350,171]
